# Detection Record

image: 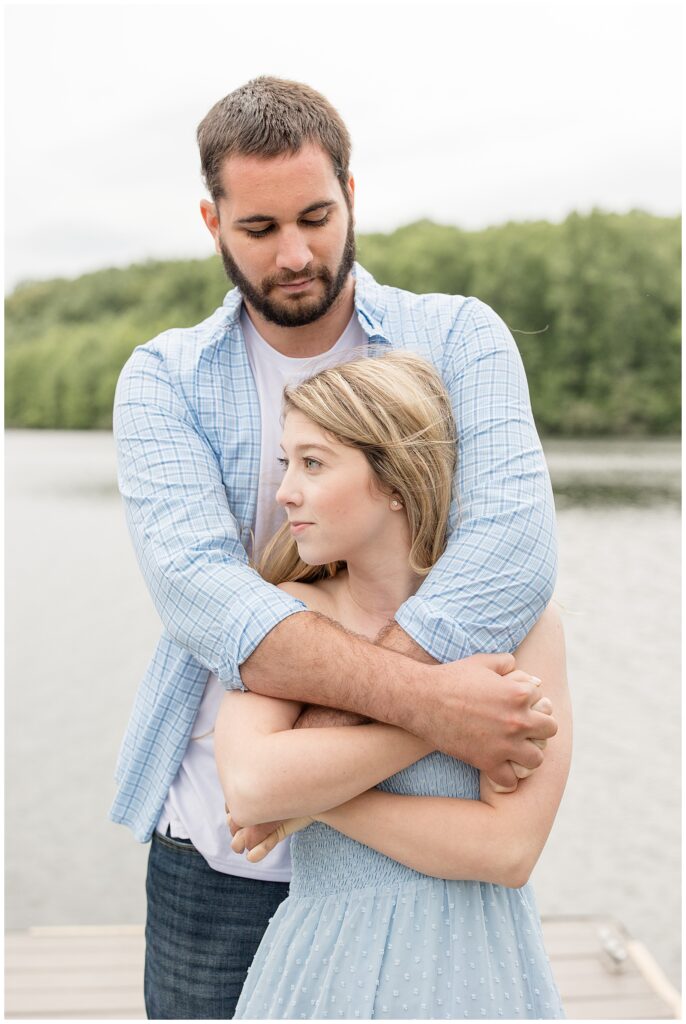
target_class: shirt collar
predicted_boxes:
[220,262,390,343]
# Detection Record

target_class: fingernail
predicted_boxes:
[531,676,542,685]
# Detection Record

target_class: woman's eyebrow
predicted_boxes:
[295,443,336,455]
[279,442,337,457]
[235,200,336,226]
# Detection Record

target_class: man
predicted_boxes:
[111,77,558,1019]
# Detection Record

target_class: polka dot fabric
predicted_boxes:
[235,755,564,1020]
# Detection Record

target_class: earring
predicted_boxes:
[390,497,403,510]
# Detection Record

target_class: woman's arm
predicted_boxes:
[215,692,430,825]
[215,579,433,825]
[316,604,571,888]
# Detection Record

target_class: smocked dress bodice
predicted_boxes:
[289,752,479,897]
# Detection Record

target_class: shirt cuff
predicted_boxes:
[220,585,308,688]
[394,596,474,664]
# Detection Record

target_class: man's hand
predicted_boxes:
[413,654,557,789]
[486,691,553,792]
[377,623,556,790]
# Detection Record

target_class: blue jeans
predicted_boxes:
[144,830,289,1019]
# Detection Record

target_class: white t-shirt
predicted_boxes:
[157,306,366,880]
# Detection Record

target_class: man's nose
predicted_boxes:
[275,228,313,273]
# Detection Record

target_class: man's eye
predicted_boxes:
[245,224,275,238]
[302,214,330,228]
[304,458,321,470]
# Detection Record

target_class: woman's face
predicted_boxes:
[276,409,395,567]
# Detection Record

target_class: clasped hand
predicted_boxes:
[486,669,554,793]
[227,811,313,863]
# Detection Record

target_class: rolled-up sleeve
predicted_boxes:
[395,298,557,662]
[114,344,306,688]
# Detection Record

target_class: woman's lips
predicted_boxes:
[289,522,313,535]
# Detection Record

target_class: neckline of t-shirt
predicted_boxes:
[241,306,361,366]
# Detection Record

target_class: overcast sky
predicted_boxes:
[4,0,681,290]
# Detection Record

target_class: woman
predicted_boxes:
[216,351,571,1020]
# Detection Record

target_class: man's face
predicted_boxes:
[208,144,355,328]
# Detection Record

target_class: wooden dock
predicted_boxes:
[4,916,681,1019]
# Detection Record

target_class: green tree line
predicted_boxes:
[5,209,680,434]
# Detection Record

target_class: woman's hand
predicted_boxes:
[228,812,314,863]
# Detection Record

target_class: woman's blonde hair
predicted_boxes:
[258,350,457,586]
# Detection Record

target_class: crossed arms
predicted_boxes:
[218,605,572,888]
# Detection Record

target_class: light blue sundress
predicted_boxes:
[235,752,565,1019]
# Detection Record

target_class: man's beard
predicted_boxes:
[219,216,356,328]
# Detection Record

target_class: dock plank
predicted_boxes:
[553,959,655,999]
[6,969,144,992]
[7,944,144,970]
[562,994,675,1019]
[4,916,680,1019]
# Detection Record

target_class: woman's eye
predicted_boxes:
[304,458,321,470]
[277,457,289,471]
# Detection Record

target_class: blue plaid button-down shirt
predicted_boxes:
[111,264,557,842]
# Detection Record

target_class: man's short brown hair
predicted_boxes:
[197,76,352,203]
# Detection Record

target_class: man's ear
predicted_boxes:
[347,174,355,218]
[200,199,222,255]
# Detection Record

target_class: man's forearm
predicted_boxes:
[294,622,435,730]
[375,620,438,664]
[241,611,423,728]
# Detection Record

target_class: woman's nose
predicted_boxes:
[276,474,302,508]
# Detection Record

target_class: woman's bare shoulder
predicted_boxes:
[277,580,336,616]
